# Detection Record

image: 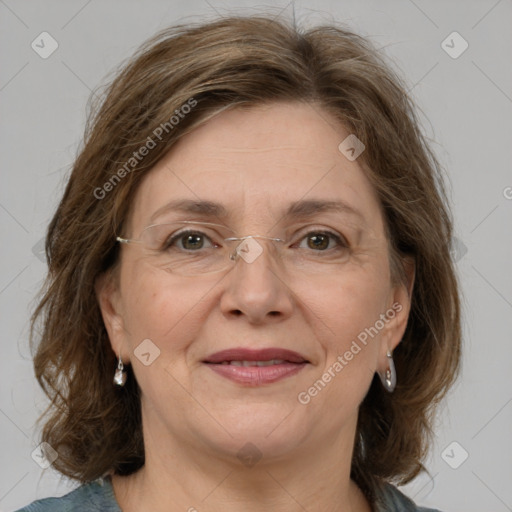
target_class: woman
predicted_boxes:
[18,14,461,512]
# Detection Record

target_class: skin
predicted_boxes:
[97,101,414,512]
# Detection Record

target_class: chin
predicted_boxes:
[194,405,311,464]
[207,432,306,469]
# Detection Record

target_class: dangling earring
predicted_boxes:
[378,350,396,393]
[113,355,127,387]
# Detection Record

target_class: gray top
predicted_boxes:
[15,476,443,512]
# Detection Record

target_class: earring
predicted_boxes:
[113,355,127,387]
[378,350,396,393]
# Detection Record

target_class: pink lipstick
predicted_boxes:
[203,348,309,386]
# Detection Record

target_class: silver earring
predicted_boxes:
[378,350,396,393]
[113,356,127,387]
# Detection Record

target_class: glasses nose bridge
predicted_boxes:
[224,234,285,264]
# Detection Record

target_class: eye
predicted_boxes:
[296,230,348,252]
[163,229,217,251]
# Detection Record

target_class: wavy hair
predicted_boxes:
[30,14,462,502]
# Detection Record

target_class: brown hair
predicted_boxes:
[30,13,462,502]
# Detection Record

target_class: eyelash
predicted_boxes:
[163,228,349,252]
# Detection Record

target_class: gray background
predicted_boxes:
[1,1,511,510]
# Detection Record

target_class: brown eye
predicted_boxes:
[298,231,348,252]
[164,230,214,251]
[307,233,330,250]
[181,233,205,250]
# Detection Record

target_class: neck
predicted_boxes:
[111,414,372,512]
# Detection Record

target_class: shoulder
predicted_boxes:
[14,478,121,512]
[375,481,444,512]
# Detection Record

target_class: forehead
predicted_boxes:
[128,101,384,233]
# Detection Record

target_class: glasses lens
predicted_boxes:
[140,222,231,276]
[226,232,350,275]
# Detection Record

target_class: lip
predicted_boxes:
[203,348,309,386]
[203,348,308,364]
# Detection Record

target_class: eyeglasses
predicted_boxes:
[116,220,350,277]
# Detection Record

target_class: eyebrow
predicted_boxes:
[149,198,366,224]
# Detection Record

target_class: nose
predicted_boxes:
[219,236,294,324]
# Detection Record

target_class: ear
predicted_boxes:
[377,255,415,372]
[95,269,131,363]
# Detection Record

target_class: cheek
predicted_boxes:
[120,263,207,349]
[300,277,387,419]
[297,265,390,399]
[119,269,212,399]
[300,263,390,339]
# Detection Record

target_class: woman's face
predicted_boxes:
[98,101,412,465]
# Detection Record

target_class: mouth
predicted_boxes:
[203,347,309,364]
[215,359,291,367]
[203,348,309,386]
